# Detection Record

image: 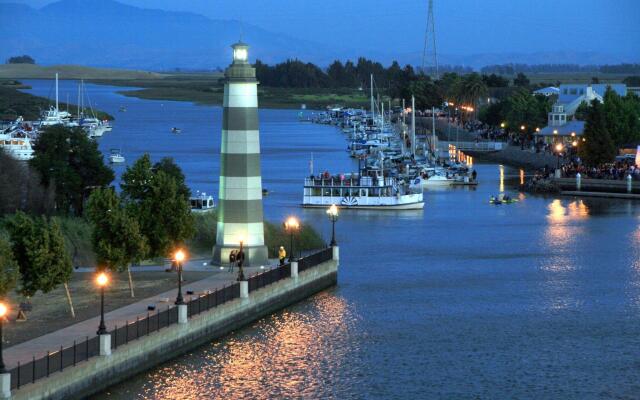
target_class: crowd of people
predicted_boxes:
[561,159,640,180]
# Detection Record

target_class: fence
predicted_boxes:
[298,247,333,273]
[8,247,333,390]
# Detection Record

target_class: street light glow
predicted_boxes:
[520,125,525,130]
[0,303,7,318]
[500,122,506,128]
[572,140,578,147]
[96,272,109,287]
[285,216,300,230]
[555,143,564,152]
[326,204,339,218]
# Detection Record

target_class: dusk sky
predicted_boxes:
[6,0,640,62]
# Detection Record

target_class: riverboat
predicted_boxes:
[189,192,215,213]
[303,168,424,210]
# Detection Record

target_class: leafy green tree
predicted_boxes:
[513,72,530,87]
[121,153,154,202]
[30,125,114,215]
[137,171,194,258]
[4,213,75,316]
[502,89,552,136]
[153,157,191,200]
[478,102,505,127]
[602,88,640,145]
[0,238,19,297]
[404,76,442,109]
[86,187,148,297]
[579,99,617,166]
[122,155,194,259]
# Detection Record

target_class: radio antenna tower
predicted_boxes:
[421,0,438,79]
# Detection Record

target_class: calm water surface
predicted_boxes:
[24,81,640,399]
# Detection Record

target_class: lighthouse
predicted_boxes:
[213,42,268,266]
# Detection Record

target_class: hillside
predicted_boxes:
[0,0,340,70]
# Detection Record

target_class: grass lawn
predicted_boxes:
[3,269,214,347]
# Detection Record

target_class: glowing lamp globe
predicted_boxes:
[0,303,7,318]
[96,272,109,287]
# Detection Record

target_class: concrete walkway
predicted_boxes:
[4,263,275,368]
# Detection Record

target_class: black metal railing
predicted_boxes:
[187,283,240,318]
[8,247,334,390]
[247,263,291,293]
[298,247,333,273]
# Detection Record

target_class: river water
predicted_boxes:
[23,80,640,399]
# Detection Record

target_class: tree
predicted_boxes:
[122,155,194,259]
[513,72,530,88]
[30,125,114,215]
[6,55,35,64]
[478,102,505,127]
[623,76,640,87]
[482,73,510,88]
[579,99,617,167]
[4,213,74,316]
[153,157,191,200]
[137,171,194,258]
[86,187,148,297]
[501,89,552,136]
[0,238,19,298]
[0,151,55,216]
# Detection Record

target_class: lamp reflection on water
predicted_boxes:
[541,199,590,310]
[499,165,504,193]
[135,292,356,399]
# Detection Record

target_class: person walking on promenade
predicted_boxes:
[278,246,287,266]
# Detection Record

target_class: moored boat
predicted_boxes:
[303,168,424,210]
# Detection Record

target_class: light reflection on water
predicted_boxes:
[102,292,360,400]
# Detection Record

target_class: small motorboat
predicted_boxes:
[119,106,127,112]
[262,188,269,196]
[108,148,125,164]
[490,194,518,205]
[171,127,182,134]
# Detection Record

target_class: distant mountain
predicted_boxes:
[0,0,347,70]
[0,0,633,71]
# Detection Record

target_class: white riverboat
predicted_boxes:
[303,169,424,210]
[108,148,125,164]
[189,192,216,213]
[0,130,35,161]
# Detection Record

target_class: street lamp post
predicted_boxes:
[326,204,339,246]
[96,272,109,335]
[284,217,300,262]
[174,249,185,305]
[555,142,564,170]
[0,303,7,373]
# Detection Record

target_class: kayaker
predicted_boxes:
[278,246,287,266]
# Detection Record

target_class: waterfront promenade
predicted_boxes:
[4,265,268,368]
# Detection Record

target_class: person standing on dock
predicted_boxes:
[279,246,287,266]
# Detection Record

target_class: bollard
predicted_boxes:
[332,246,340,261]
[177,304,188,324]
[554,168,561,179]
[627,174,633,193]
[576,172,581,191]
[99,333,111,356]
[239,281,249,298]
[0,372,10,400]
[291,261,299,279]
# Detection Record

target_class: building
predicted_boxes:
[536,83,627,144]
[533,86,559,96]
[212,42,268,266]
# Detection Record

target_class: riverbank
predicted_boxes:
[6,247,337,400]
[466,144,558,170]
[91,77,369,109]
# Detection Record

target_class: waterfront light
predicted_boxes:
[535,127,540,132]
[571,132,576,137]
[174,249,187,305]
[555,143,564,152]
[326,204,339,246]
[572,140,578,147]
[500,122,505,128]
[232,42,249,63]
[284,217,300,262]
[0,302,7,373]
[520,125,525,131]
[96,271,109,335]
[553,129,558,135]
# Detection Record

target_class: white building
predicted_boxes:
[533,86,559,96]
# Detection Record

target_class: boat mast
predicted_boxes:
[411,95,416,156]
[370,74,375,123]
[55,73,59,113]
[432,106,436,158]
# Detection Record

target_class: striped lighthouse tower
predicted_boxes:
[213,42,268,266]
